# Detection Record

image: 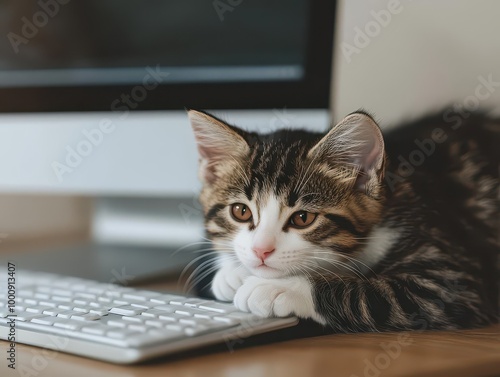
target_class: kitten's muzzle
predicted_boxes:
[253,246,275,261]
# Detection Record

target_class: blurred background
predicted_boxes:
[0,0,500,276]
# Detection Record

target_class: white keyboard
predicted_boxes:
[0,270,298,363]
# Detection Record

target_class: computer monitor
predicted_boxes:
[0,0,336,282]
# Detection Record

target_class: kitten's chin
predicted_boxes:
[250,265,287,279]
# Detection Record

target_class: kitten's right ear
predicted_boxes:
[188,110,249,184]
[308,112,385,194]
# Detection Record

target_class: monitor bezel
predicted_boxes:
[0,0,336,113]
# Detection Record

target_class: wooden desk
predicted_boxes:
[2,280,499,377]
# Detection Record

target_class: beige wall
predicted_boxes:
[333,0,500,127]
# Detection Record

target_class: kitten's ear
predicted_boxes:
[309,112,385,193]
[188,110,250,184]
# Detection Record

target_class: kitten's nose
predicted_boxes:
[253,246,275,261]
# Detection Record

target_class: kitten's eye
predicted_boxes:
[230,203,253,222]
[289,211,317,228]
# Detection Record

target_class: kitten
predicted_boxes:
[188,109,499,332]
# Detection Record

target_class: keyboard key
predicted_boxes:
[106,320,128,328]
[198,302,238,313]
[129,301,157,309]
[185,307,216,317]
[104,291,121,298]
[182,299,209,308]
[144,319,164,328]
[26,306,52,314]
[31,316,60,326]
[72,307,89,313]
[89,309,109,316]
[113,299,129,306]
[174,309,192,316]
[57,304,73,311]
[128,324,148,332]
[165,323,186,332]
[213,316,240,325]
[97,297,113,304]
[52,289,72,296]
[75,292,97,300]
[122,316,145,323]
[53,320,84,330]
[122,293,147,301]
[71,313,101,321]
[16,313,44,322]
[151,305,176,313]
[179,318,201,326]
[73,299,89,306]
[57,310,80,319]
[150,294,185,305]
[87,287,106,295]
[52,296,71,302]
[43,308,66,316]
[109,306,144,316]
[193,312,215,320]
[136,290,163,299]
[184,325,211,336]
[158,313,185,322]
[140,309,172,318]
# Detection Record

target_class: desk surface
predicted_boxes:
[3,324,499,377]
[2,280,499,377]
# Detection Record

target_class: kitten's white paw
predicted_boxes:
[233,276,326,324]
[211,265,250,302]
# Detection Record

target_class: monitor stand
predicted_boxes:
[0,197,204,285]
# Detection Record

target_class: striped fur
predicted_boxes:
[189,109,499,332]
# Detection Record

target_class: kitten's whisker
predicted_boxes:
[183,263,221,293]
[309,249,378,277]
[169,241,218,257]
[338,253,378,277]
[302,263,348,288]
[183,254,239,292]
[310,256,368,281]
[179,251,224,283]
[186,256,240,292]
[182,259,218,287]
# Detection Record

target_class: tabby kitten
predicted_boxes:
[188,109,499,332]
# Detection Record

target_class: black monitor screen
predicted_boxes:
[0,0,308,87]
[0,0,335,111]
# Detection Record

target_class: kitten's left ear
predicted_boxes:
[309,112,385,193]
[188,110,250,184]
